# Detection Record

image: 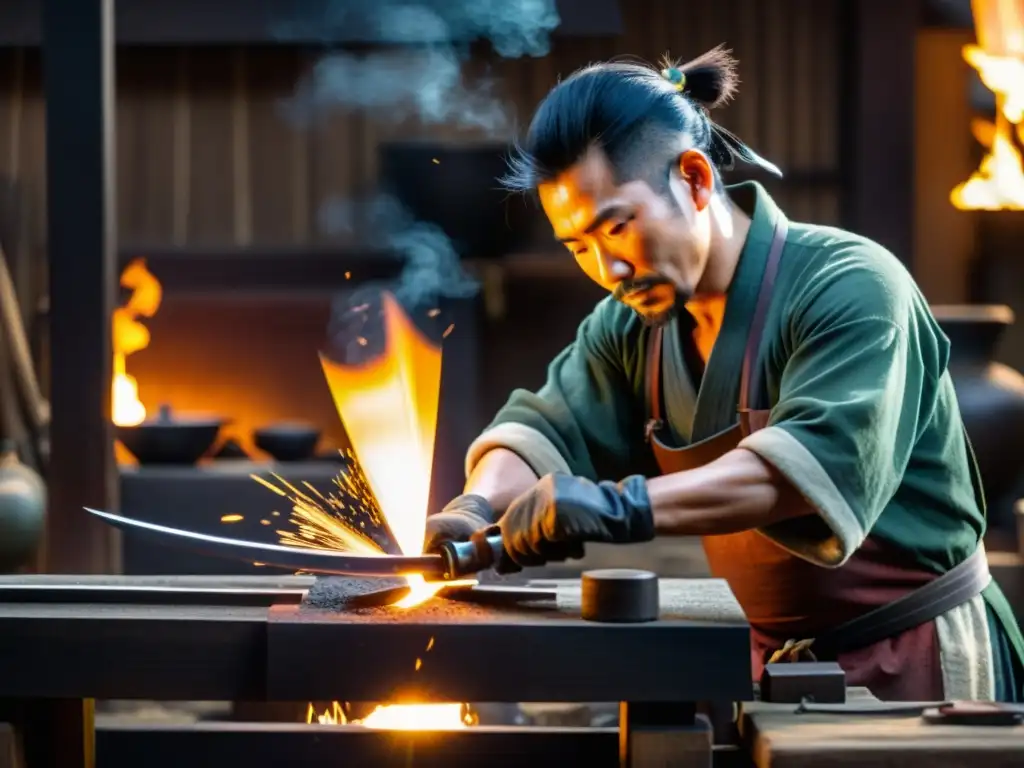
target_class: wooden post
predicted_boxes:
[0,700,94,768]
[42,0,120,573]
[840,0,919,268]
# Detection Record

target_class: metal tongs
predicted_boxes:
[84,507,507,580]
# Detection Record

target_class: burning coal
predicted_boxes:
[308,701,477,729]
[305,634,477,730]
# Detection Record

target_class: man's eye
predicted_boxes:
[608,218,632,236]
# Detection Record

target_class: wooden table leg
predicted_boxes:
[0,699,94,768]
[620,702,713,768]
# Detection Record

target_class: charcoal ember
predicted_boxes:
[302,576,407,611]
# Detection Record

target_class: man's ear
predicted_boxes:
[676,150,715,212]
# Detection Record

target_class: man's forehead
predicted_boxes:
[539,148,613,222]
[571,146,617,197]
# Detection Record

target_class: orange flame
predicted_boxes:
[319,292,472,606]
[112,259,162,426]
[951,113,1024,209]
[952,4,1024,209]
[255,291,474,610]
[307,701,476,729]
[297,296,475,730]
[319,292,441,560]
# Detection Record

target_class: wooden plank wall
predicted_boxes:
[0,0,842,258]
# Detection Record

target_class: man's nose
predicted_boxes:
[596,249,634,284]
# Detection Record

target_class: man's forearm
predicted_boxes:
[464,447,540,517]
[646,447,815,536]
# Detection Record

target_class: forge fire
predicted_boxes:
[251,290,475,608]
[251,290,475,728]
[307,702,477,730]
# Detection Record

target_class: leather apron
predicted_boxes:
[644,215,987,701]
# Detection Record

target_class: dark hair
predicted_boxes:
[501,45,780,193]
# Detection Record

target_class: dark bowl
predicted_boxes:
[116,418,224,465]
[254,423,321,463]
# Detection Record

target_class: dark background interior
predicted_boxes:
[0,0,1020,575]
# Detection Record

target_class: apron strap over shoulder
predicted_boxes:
[644,211,789,442]
[644,325,665,443]
[738,217,789,416]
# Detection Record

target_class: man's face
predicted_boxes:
[537,146,714,324]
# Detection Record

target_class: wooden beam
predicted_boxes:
[840,0,920,268]
[95,723,620,768]
[913,29,977,304]
[42,0,119,573]
[0,603,267,700]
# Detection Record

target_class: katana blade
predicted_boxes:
[83,507,448,579]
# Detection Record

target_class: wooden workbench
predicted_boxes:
[740,688,1024,767]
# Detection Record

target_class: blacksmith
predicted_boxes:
[425,47,1024,702]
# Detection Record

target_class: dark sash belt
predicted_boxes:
[812,547,992,658]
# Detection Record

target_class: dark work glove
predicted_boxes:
[496,473,655,571]
[423,494,496,554]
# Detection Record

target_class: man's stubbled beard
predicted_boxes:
[613,276,682,327]
[612,275,673,302]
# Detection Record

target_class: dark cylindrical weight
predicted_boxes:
[581,569,659,623]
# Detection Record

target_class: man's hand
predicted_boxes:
[496,473,655,570]
[423,494,496,553]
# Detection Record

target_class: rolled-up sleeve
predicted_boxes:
[739,248,932,567]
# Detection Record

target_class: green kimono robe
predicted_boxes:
[467,182,1024,701]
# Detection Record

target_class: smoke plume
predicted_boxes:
[276,0,559,359]
[278,0,559,133]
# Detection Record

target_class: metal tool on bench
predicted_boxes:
[84,507,509,581]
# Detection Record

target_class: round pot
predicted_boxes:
[116,404,225,466]
[934,305,1024,539]
[0,445,45,573]
[254,422,321,463]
